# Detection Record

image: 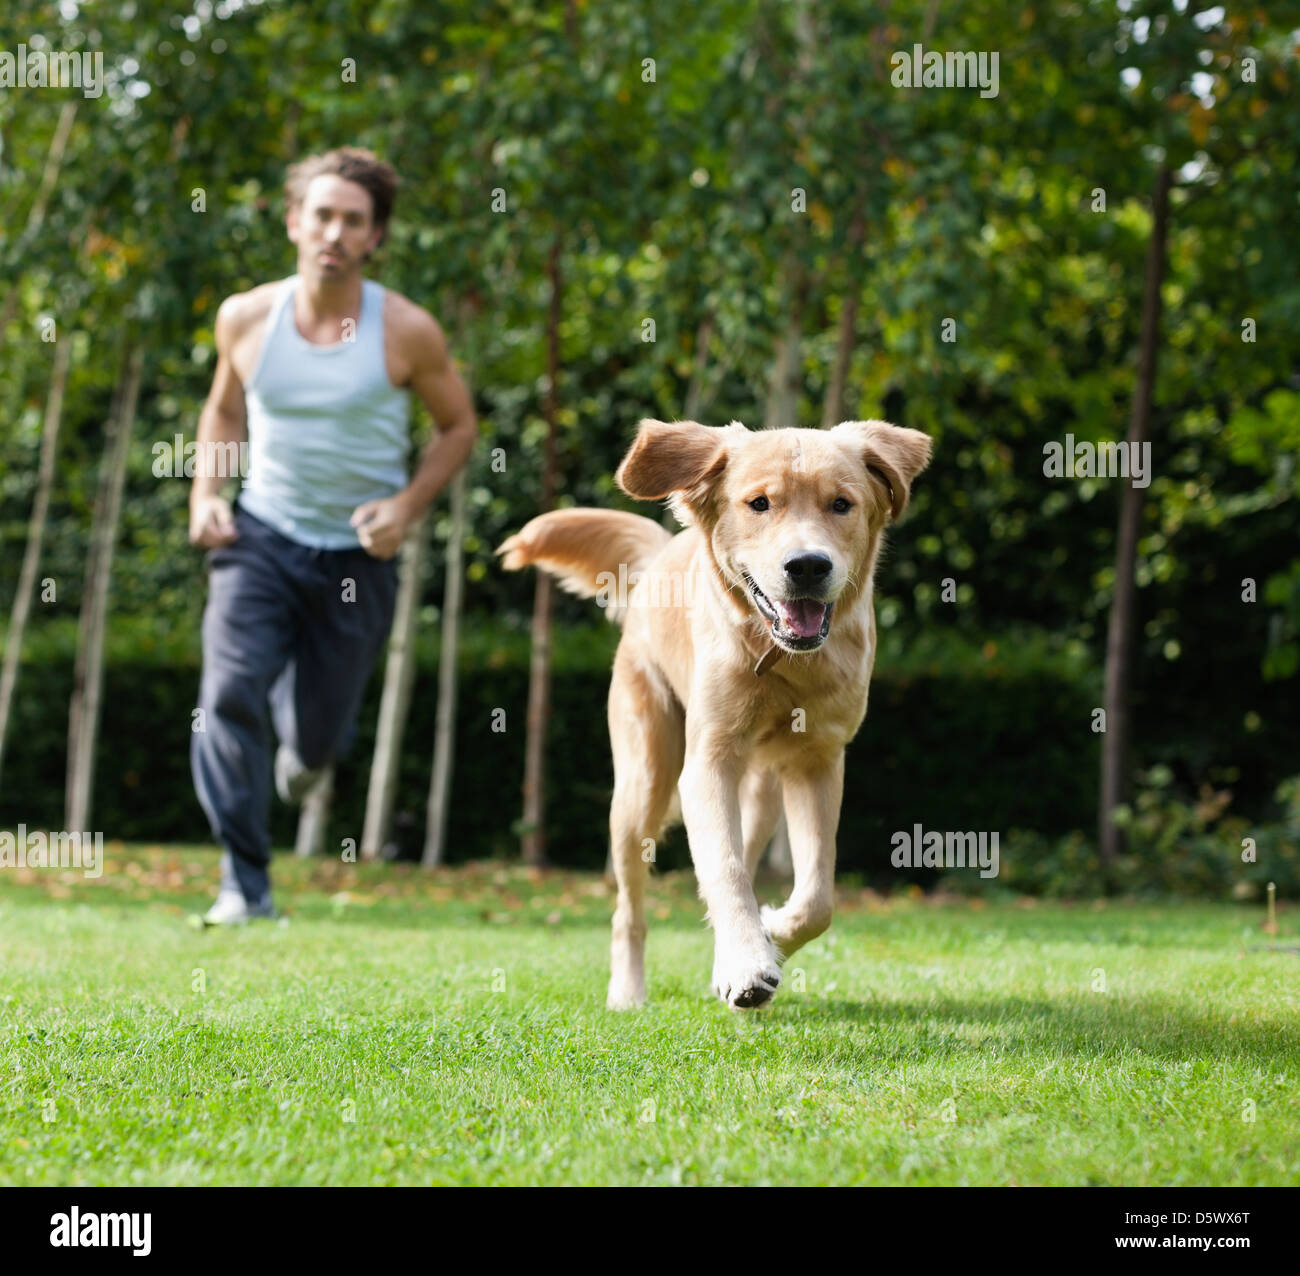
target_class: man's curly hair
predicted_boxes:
[285,147,399,245]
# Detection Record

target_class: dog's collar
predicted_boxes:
[755,644,782,676]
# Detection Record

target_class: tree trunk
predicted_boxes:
[65,343,143,831]
[682,312,714,421]
[0,102,77,349]
[0,338,73,787]
[423,471,467,868]
[521,231,563,866]
[763,252,809,430]
[1099,164,1172,866]
[821,201,867,428]
[763,0,817,434]
[294,765,334,857]
[521,579,555,865]
[361,514,429,859]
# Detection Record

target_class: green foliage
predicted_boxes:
[1109,765,1300,898]
[1263,561,1300,681]
[945,766,1300,899]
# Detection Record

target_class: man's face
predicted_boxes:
[287,174,384,280]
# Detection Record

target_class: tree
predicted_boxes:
[1100,164,1171,865]
[66,343,143,831]
[0,337,72,786]
[362,515,429,860]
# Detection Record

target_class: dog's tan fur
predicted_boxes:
[498,418,931,1010]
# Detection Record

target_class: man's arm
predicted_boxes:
[398,311,478,517]
[189,297,250,547]
[351,306,478,559]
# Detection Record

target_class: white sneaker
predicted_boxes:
[275,744,326,805]
[202,890,277,927]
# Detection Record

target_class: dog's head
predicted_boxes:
[616,418,931,654]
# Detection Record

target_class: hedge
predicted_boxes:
[0,615,1089,874]
[0,616,1289,883]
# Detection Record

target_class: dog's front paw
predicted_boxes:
[711,942,782,1011]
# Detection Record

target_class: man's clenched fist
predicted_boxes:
[350,495,412,560]
[190,495,238,548]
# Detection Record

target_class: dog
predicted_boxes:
[498,417,932,1010]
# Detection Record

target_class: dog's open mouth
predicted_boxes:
[742,572,834,652]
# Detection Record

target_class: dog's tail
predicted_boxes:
[497,509,672,622]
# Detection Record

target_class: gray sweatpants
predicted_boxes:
[190,499,398,906]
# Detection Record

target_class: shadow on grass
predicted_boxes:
[774,994,1300,1069]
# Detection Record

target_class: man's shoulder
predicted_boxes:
[381,288,448,367]
[381,287,444,343]
[215,279,291,343]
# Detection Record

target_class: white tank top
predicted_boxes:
[238,275,411,548]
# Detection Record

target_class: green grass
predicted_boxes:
[1,843,1297,1185]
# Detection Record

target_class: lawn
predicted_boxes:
[1,843,1296,1186]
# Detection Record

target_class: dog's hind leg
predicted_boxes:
[740,767,782,884]
[606,651,684,1010]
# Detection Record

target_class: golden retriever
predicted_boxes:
[498,418,932,1010]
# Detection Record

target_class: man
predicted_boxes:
[189,147,477,924]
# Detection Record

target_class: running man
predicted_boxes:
[189,147,476,924]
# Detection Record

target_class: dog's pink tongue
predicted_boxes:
[776,599,827,638]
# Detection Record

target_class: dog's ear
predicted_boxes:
[616,419,731,511]
[831,420,932,521]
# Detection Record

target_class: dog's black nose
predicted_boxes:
[782,551,832,584]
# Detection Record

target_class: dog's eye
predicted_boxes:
[748,496,770,512]
[832,497,852,514]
